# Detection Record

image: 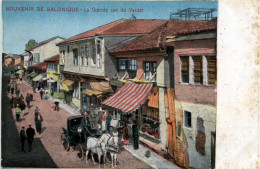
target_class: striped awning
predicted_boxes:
[33,74,44,82]
[102,82,153,113]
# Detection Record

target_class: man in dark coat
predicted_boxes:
[26,93,31,108]
[10,85,14,95]
[15,88,20,97]
[106,112,112,133]
[80,113,91,141]
[132,121,139,150]
[26,124,35,152]
[7,84,11,94]
[20,125,27,152]
[39,88,44,100]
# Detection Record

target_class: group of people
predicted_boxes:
[80,109,139,150]
[20,124,35,152]
[7,76,44,153]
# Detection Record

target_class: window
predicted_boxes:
[96,40,101,67]
[34,53,40,63]
[85,46,89,66]
[73,82,79,99]
[128,60,137,71]
[61,50,65,64]
[144,62,157,81]
[184,111,192,128]
[181,56,189,83]
[92,41,96,65]
[119,60,126,70]
[180,56,216,85]
[54,63,58,72]
[81,47,84,66]
[193,56,203,84]
[207,56,217,85]
[73,49,78,66]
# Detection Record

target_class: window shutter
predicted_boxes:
[207,57,217,85]
[92,41,96,65]
[181,56,189,83]
[193,56,203,84]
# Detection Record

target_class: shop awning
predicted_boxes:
[30,72,38,78]
[33,74,44,82]
[16,69,24,74]
[84,90,103,98]
[89,81,113,93]
[61,79,74,92]
[102,81,153,113]
[27,71,36,77]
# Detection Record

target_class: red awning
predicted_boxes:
[102,82,153,113]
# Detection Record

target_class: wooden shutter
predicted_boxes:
[207,57,217,85]
[181,57,189,83]
[193,56,203,84]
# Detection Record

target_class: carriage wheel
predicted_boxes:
[78,145,85,160]
[63,140,70,151]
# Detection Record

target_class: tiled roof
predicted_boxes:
[28,36,65,51]
[58,20,167,45]
[44,54,60,63]
[112,20,217,53]
[30,62,47,69]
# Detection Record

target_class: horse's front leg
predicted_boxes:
[114,154,117,167]
[111,154,114,168]
[91,152,96,164]
[86,150,89,164]
[98,154,101,168]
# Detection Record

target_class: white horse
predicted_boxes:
[100,130,119,168]
[85,137,105,168]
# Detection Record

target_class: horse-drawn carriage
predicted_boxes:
[61,115,121,167]
[60,115,100,159]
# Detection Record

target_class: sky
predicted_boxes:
[2,1,218,54]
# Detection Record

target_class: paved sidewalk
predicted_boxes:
[48,96,81,116]
[123,140,180,169]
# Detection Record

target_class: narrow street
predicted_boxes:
[1,78,149,168]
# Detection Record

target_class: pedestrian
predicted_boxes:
[34,106,39,119]
[15,88,20,97]
[122,123,129,147]
[15,104,23,121]
[35,112,43,134]
[10,85,14,94]
[26,93,31,108]
[26,124,35,152]
[132,121,139,150]
[106,112,112,133]
[54,101,59,111]
[13,96,19,108]
[7,84,11,94]
[19,100,26,114]
[19,94,24,103]
[20,125,27,152]
[101,111,106,131]
[29,90,33,101]
[10,95,14,108]
[39,88,44,100]
[45,92,48,100]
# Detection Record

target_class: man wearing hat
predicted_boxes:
[26,124,35,152]
[80,113,91,141]
[20,125,26,152]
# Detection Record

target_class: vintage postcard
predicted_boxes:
[1,0,259,169]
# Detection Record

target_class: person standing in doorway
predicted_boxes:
[122,123,129,147]
[39,88,44,100]
[106,112,112,133]
[132,121,139,150]
[26,124,35,152]
[101,111,106,131]
[20,125,26,153]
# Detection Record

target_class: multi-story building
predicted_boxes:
[57,19,168,109]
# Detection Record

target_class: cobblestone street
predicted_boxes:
[1,78,149,168]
